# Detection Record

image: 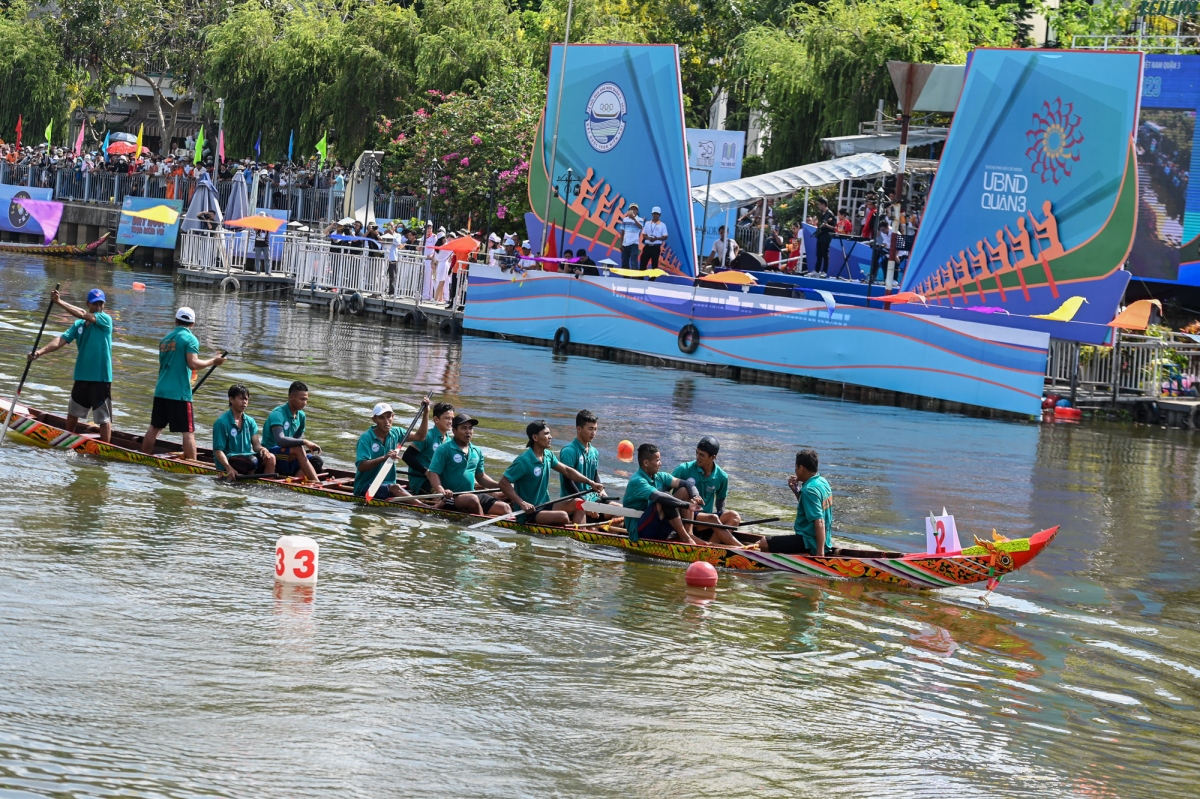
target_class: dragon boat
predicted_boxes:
[0,233,110,257]
[0,398,1058,590]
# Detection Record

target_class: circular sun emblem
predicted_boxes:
[8,190,31,229]
[1026,98,1083,185]
[585,82,627,153]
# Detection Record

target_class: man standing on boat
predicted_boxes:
[639,207,668,272]
[758,449,833,556]
[261,381,323,483]
[672,436,742,543]
[353,401,427,502]
[27,288,114,442]
[499,420,603,526]
[619,203,643,270]
[212,384,276,480]
[427,412,510,517]
[404,400,454,496]
[141,307,226,461]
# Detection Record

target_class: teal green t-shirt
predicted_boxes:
[622,468,676,512]
[559,438,600,500]
[503,448,560,506]
[262,403,306,449]
[212,409,258,457]
[794,474,834,551]
[428,439,485,493]
[154,326,200,401]
[408,427,447,494]
[672,460,728,514]
[61,313,113,383]
[353,424,406,496]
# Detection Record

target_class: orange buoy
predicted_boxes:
[617,440,634,462]
[132,282,146,291]
[685,561,718,588]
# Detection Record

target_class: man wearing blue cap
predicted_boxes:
[27,288,115,442]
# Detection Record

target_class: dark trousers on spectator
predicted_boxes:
[449,271,462,307]
[813,238,831,275]
[639,244,662,270]
[871,246,889,282]
[387,261,398,295]
[621,243,640,270]
[255,246,270,274]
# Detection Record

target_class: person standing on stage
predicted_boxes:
[814,198,835,276]
[639,207,668,271]
[141,306,227,461]
[619,203,644,270]
[26,288,114,442]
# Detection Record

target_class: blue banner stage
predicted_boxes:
[463,265,1049,415]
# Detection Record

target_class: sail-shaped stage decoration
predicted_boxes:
[902,49,1144,324]
[526,44,697,276]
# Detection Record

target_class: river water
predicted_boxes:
[0,254,1197,798]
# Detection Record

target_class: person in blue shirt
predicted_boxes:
[759,449,834,556]
[499,420,603,526]
[212,384,275,480]
[622,443,707,545]
[404,400,454,496]
[27,288,114,442]
[141,306,226,460]
[261,381,323,483]
[427,413,510,517]
[671,436,744,547]
[353,401,428,501]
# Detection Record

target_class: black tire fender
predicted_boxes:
[219,276,240,293]
[553,326,570,352]
[347,291,366,314]
[678,323,700,354]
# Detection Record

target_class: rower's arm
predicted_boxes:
[251,433,266,455]
[270,424,305,449]
[213,449,235,478]
[406,403,430,445]
[426,471,446,493]
[497,476,528,509]
[555,461,601,490]
[475,470,501,489]
[813,519,826,557]
[186,351,227,370]
[56,296,95,322]
[30,336,69,359]
[648,490,690,509]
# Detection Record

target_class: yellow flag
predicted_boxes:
[135,124,144,159]
[1032,296,1087,322]
[121,205,180,225]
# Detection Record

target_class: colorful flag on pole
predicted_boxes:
[218,129,225,165]
[102,130,110,162]
[15,115,21,149]
[287,129,294,163]
[135,123,144,160]
[44,119,52,145]
[194,126,205,165]
[316,131,328,167]
[254,130,261,159]
[74,123,85,157]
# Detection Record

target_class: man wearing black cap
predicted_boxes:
[26,288,114,442]
[427,412,510,516]
[673,437,744,546]
[499,420,604,525]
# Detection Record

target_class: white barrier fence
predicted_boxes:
[178,229,249,272]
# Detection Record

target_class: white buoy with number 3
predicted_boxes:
[274,535,319,585]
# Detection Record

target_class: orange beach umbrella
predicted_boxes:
[225,215,287,232]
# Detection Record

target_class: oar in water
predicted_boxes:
[191,351,229,393]
[364,390,433,502]
[466,488,593,530]
[1,282,60,449]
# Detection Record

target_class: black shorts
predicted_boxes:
[479,494,503,513]
[765,534,818,555]
[151,396,194,433]
[633,506,676,541]
[227,455,263,475]
[70,380,111,410]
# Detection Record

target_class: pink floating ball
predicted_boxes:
[685,561,718,589]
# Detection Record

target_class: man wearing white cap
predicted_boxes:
[619,203,643,270]
[640,206,668,271]
[142,307,227,460]
[518,240,536,270]
[487,232,503,266]
[354,399,430,501]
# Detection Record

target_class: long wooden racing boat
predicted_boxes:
[0,232,110,257]
[0,398,1058,590]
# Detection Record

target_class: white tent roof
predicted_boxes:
[691,153,895,212]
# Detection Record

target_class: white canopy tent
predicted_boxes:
[690,153,895,260]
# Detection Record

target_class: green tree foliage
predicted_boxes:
[378,65,546,233]
[1045,0,1133,44]
[0,3,74,144]
[739,0,1018,168]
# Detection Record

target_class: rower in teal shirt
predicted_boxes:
[558,409,608,502]
[500,420,600,527]
[406,401,454,495]
[759,449,834,556]
[354,402,418,500]
[426,412,511,518]
[142,306,226,462]
[671,436,742,539]
[211,384,275,480]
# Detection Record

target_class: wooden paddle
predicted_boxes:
[364,391,432,502]
[191,351,229,393]
[466,488,593,530]
[580,501,749,532]
[1,282,59,449]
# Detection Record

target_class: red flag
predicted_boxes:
[15,115,21,149]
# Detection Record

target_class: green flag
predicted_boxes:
[316,131,328,167]
[194,126,205,165]
[44,120,52,145]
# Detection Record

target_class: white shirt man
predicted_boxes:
[422,227,438,300]
[706,226,729,268]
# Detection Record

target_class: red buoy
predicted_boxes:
[685,561,718,588]
[617,440,635,462]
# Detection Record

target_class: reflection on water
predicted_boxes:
[1,255,1199,797]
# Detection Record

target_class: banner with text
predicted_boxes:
[687,128,745,259]
[0,184,54,235]
[117,196,184,248]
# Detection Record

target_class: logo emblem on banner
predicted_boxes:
[8,190,30,229]
[1026,98,1083,184]
[585,82,628,152]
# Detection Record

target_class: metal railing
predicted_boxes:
[291,239,429,299]
[178,229,249,273]
[1045,332,1200,402]
[1071,34,1200,53]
